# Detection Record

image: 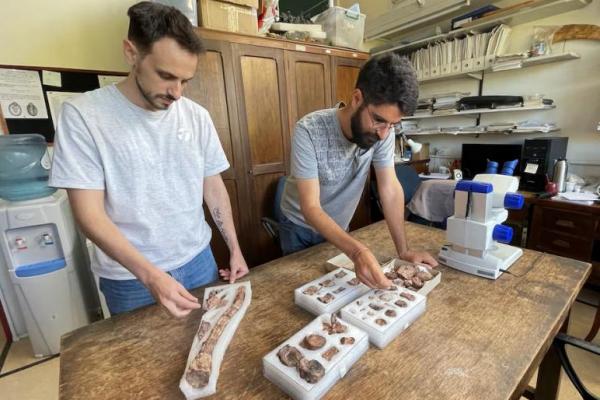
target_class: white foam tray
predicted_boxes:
[340,287,426,349]
[382,259,441,297]
[294,268,371,316]
[326,255,442,297]
[263,314,369,400]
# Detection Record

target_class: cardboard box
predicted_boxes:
[198,0,258,35]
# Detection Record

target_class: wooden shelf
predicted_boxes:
[371,0,592,55]
[418,53,580,83]
[404,104,555,120]
[404,127,560,136]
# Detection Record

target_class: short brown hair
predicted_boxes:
[127,1,204,55]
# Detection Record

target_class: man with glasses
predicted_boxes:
[279,53,437,289]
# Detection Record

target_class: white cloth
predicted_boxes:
[49,85,229,279]
[407,179,456,222]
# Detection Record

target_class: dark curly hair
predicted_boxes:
[356,53,419,116]
[127,1,204,56]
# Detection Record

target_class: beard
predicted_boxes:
[349,106,380,150]
[134,70,176,111]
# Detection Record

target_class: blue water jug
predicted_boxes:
[0,134,57,201]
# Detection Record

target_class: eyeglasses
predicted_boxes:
[365,107,402,133]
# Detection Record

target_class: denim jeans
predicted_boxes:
[279,214,325,255]
[99,246,218,315]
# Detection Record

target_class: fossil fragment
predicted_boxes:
[196,321,211,340]
[277,345,304,367]
[356,300,363,306]
[334,270,348,279]
[393,278,405,286]
[322,314,347,335]
[369,303,383,311]
[385,309,397,318]
[317,293,335,304]
[347,278,360,286]
[333,287,346,294]
[302,286,320,295]
[301,334,326,350]
[375,318,387,326]
[395,264,417,280]
[319,279,335,287]
[367,311,375,316]
[395,300,407,308]
[340,337,355,345]
[378,293,394,302]
[416,270,433,281]
[387,285,398,291]
[384,271,398,280]
[411,276,424,289]
[400,292,415,301]
[203,290,227,311]
[186,286,246,388]
[297,358,325,384]
[322,346,339,361]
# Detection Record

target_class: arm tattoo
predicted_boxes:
[212,207,231,246]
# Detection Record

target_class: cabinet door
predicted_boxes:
[183,39,249,267]
[285,51,332,136]
[232,44,290,265]
[332,56,364,105]
[332,56,371,231]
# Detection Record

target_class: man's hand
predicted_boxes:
[351,247,392,289]
[145,270,201,318]
[218,251,249,283]
[399,250,439,267]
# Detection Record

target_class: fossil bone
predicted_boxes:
[321,346,339,361]
[185,286,246,388]
[301,334,326,350]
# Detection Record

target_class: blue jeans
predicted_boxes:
[99,246,218,315]
[279,214,325,255]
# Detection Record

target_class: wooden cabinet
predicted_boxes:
[185,39,249,268]
[185,29,369,267]
[528,199,600,285]
[232,44,290,265]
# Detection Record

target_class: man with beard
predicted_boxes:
[49,2,248,317]
[280,54,437,288]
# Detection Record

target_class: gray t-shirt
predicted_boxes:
[49,85,229,280]
[281,106,394,231]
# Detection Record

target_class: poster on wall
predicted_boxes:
[0,68,49,119]
[46,91,80,130]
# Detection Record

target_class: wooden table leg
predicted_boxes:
[535,316,569,400]
[585,305,600,342]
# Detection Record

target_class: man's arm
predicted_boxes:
[375,166,438,267]
[297,178,391,288]
[203,174,248,283]
[67,189,201,317]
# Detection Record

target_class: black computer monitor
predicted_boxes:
[461,143,523,180]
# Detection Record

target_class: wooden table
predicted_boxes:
[59,221,590,399]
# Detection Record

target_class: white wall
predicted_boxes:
[410,1,600,177]
[0,0,137,72]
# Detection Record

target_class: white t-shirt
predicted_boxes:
[49,85,229,280]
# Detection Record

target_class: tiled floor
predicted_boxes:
[0,292,598,400]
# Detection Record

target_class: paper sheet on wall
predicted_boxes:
[0,68,48,119]
[46,91,80,130]
[98,75,125,88]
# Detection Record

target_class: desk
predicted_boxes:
[59,222,590,400]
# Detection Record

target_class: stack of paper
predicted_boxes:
[513,120,558,133]
[492,52,528,71]
[432,92,469,114]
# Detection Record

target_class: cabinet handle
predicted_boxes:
[555,219,575,229]
[552,239,571,249]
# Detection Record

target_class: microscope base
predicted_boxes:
[438,243,523,280]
